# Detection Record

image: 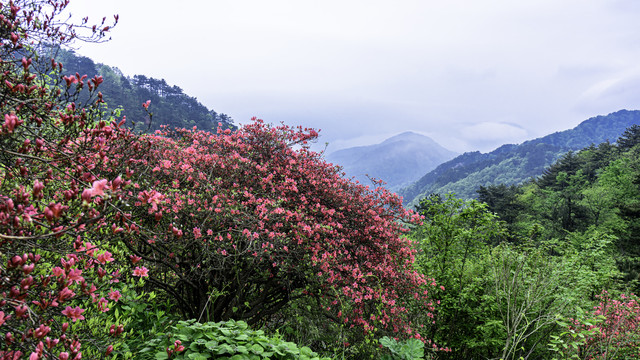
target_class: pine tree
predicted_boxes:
[617,124,640,152]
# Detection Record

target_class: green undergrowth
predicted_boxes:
[141,319,333,360]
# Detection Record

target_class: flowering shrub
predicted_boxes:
[112,120,437,341]
[0,0,125,358]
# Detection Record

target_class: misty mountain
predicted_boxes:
[400,109,640,206]
[326,132,458,190]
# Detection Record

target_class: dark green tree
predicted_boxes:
[477,184,524,227]
[617,124,640,152]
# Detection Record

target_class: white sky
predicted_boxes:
[66,1,640,153]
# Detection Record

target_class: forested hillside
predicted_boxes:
[401,110,640,204]
[54,48,234,132]
[479,124,640,267]
[409,125,640,359]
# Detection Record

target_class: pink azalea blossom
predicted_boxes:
[89,179,108,197]
[97,297,109,312]
[33,324,51,339]
[108,290,122,302]
[58,287,75,302]
[51,266,64,277]
[132,266,149,277]
[0,311,8,326]
[66,268,83,284]
[96,251,114,264]
[61,306,85,322]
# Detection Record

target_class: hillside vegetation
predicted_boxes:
[0,3,437,359]
[408,124,640,359]
[53,48,234,132]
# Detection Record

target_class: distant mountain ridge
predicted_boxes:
[400,109,640,205]
[327,132,457,190]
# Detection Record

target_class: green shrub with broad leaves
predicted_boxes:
[141,319,332,360]
[379,336,428,360]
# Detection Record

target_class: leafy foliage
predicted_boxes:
[410,187,624,358]
[379,336,426,360]
[410,124,640,358]
[411,195,503,356]
[142,319,331,360]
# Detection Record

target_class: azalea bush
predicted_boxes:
[550,291,640,360]
[0,0,126,358]
[112,120,439,347]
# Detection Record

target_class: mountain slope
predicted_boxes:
[327,132,457,190]
[400,110,640,205]
[54,48,234,132]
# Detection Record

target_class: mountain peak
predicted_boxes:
[327,132,457,190]
[382,131,434,143]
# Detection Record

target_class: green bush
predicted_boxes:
[379,337,427,360]
[142,319,332,360]
[109,288,178,358]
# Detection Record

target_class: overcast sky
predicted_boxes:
[66,1,640,153]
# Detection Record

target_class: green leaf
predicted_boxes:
[217,344,234,355]
[188,353,211,360]
[235,334,250,342]
[205,340,219,349]
[249,344,263,354]
[379,336,397,349]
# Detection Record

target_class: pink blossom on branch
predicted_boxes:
[0,0,121,357]
[108,290,122,302]
[61,306,85,322]
[130,255,142,264]
[132,266,149,277]
[96,251,114,264]
[89,179,109,197]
